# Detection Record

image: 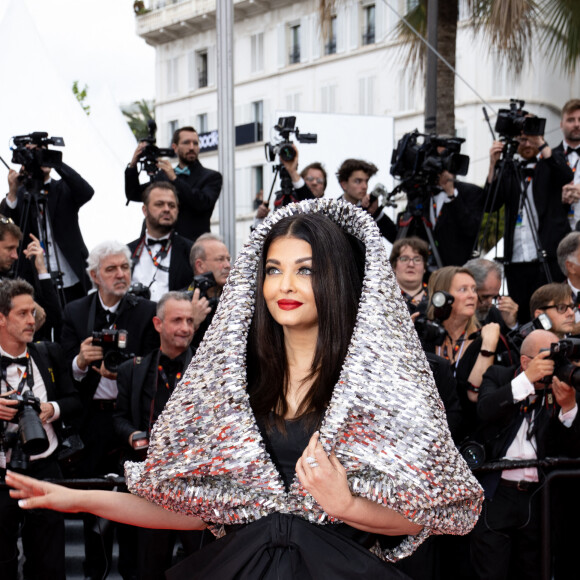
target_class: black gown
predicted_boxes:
[165,415,411,580]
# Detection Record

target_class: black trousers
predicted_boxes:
[0,457,65,580]
[470,483,541,580]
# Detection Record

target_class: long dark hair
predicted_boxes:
[247,213,364,426]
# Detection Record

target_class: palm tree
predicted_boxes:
[395,0,580,134]
[319,0,580,134]
[122,99,155,140]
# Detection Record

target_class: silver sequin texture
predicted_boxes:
[125,198,484,562]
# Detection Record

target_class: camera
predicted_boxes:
[459,438,486,470]
[414,291,454,348]
[495,99,546,139]
[391,131,470,190]
[542,337,580,389]
[128,282,151,301]
[187,271,219,309]
[92,329,132,373]
[5,391,49,457]
[264,116,317,163]
[137,120,176,176]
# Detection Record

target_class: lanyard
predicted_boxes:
[132,236,172,273]
[147,357,182,433]
[1,352,34,396]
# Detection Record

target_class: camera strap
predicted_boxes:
[1,351,34,396]
[132,235,172,273]
[148,351,183,433]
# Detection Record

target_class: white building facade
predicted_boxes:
[135,0,580,248]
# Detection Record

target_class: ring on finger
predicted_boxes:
[305,456,317,466]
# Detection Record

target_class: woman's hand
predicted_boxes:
[295,431,354,519]
[7,470,83,512]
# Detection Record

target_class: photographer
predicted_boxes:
[529,283,575,339]
[114,291,211,578]
[3,138,94,302]
[185,233,231,351]
[125,126,222,243]
[255,144,315,220]
[0,279,81,580]
[486,120,573,323]
[128,182,194,302]
[464,258,519,333]
[471,329,580,580]
[60,241,158,580]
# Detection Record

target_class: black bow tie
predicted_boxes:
[147,238,168,247]
[1,355,28,369]
[566,147,580,156]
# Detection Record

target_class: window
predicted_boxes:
[321,84,337,113]
[197,51,208,88]
[166,57,179,95]
[168,120,178,142]
[398,69,415,111]
[251,33,264,73]
[325,16,337,55]
[285,92,301,111]
[362,4,375,46]
[252,100,263,141]
[358,76,375,115]
[289,24,301,64]
[197,113,208,133]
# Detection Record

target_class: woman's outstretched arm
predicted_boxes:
[6,471,205,531]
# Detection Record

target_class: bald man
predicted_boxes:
[471,329,580,579]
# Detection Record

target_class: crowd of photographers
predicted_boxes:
[1,99,580,579]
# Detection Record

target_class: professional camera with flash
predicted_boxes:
[264,116,317,164]
[136,120,176,176]
[495,99,546,140]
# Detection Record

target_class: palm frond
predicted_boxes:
[539,0,580,73]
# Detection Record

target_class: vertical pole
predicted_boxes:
[216,0,236,255]
[424,0,438,133]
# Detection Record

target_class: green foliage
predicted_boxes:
[122,99,155,140]
[478,208,506,256]
[72,80,90,116]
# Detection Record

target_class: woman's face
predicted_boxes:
[393,245,425,288]
[262,236,318,332]
[448,272,477,320]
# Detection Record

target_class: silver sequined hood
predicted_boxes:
[125,198,483,561]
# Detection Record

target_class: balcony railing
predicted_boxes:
[289,46,301,64]
[362,26,375,46]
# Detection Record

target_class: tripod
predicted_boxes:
[14,167,67,307]
[473,137,552,284]
[391,184,444,270]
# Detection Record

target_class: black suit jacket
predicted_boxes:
[27,341,83,440]
[125,160,222,242]
[0,162,94,292]
[375,180,485,266]
[128,232,194,292]
[113,348,193,446]
[60,292,159,406]
[487,150,573,262]
[477,364,580,497]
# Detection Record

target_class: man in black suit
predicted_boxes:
[114,291,210,578]
[186,233,231,351]
[553,99,580,230]
[128,181,194,302]
[487,128,573,323]
[60,241,158,580]
[125,126,222,242]
[5,153,94,302]
[471,329,580,580]
[0,278,81,580]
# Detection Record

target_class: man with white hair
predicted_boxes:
[60,240,158,580]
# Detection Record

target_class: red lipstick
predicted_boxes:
[277,299,303,310]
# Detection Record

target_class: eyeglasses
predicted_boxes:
[397,256,423,264]
[539,303,576,314]
[304,177,325,185]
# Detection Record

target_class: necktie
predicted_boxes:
[147,238,167,247]
[174,166,191,176]
[1,356,28,370]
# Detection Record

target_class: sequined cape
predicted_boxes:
[125,199,484,562]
